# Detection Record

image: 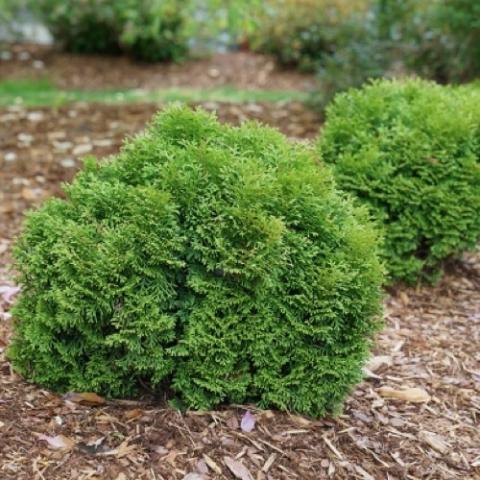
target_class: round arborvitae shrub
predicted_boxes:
[8,106,383,417]
[119,0,188,62]
[251,0,370,72]
[35,0,188,62]
[37,0,123,55]
[318,79,480,284]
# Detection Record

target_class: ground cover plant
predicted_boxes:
[318,79,480,284]
[8,106,383,417]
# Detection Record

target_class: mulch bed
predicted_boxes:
[0,101,320,242]
[1,102,479,480]
[0,44,315,92]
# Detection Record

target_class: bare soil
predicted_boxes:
[0,103,479,480]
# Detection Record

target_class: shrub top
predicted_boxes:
[318,78,480,284]
[9,106,383,417]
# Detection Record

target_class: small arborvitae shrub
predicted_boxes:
[35,0,188,62]
[37,0,122,55]
[431,0,480,81]
[251,0,370,72]
[318,79,480,284]
[9,106,383,417]
[120,0,188,63]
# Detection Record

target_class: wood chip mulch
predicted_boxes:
[0,44,315,92]
[1,103,479,480]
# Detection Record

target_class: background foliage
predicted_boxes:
[2,0,480,93]
[34,0,188,61]
[251,0,370,72]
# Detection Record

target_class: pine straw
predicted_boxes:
[0,104,479,480]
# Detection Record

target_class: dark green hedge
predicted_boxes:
[318,79,480,284]
[9,106,383,417]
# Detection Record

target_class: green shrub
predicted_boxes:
[251,0,370,72]
[8,106,383,417]
[428,0,480,82]
[318,79,480,284]
[192,0,266,51]
[310,15,389,112]
[37,0,123,54]
[35,0,188,61]
[119,0,188,62]
[309,0,430,112]
[372,0,480,83]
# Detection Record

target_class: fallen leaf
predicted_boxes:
[27,111,44,122]
[76,437,107,455]
[419,431,450,454]
[63,392,106,406]
[365,355,392,372]
[162,451,179,467]
[196,459,209,474]
[399,291,410,305]
[37,433,75,450]
[4,152,17,162]
[73,143,93,156]
[61,158,76,168]
[203,454,222,474]
[354,465,375,480]
[258,410,275,419]
[377,386,430,403]
[183,474,207,480]
[289,414,312,426]
[99,440,136,458]
[262,453,277,473]
[0,285,21,303]
[21,187,44,201]
[226,415,239,429]
[362,367,382,380]
[240,411,256,432]
[224,456,254,480]
[124,409,143,420]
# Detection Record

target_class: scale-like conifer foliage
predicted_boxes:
[319,79,480,284]
[9,106,383,417]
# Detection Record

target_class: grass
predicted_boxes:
[0,79,308,107]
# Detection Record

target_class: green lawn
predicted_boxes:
[0,79,308,107]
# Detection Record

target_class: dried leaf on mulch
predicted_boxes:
[377,386,431,403]
[224,456,254,480]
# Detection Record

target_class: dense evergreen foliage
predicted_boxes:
[36,0,188,61]
[251,0,370,72]
[9,106,383,417]
[319,79,480,284]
